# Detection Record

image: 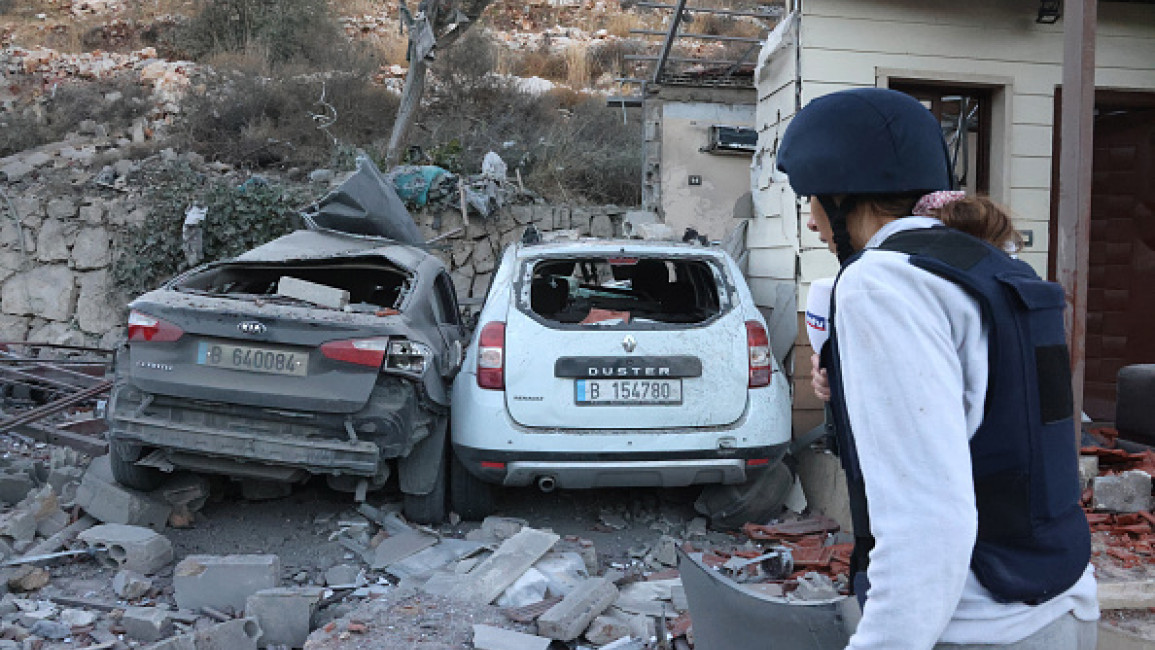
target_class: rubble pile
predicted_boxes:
[1081,435,1155,572]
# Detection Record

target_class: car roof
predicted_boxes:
[514,238,729,260]
[234,229,431,271]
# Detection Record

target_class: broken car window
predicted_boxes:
[175,260,412,311]
[527,257,722,325]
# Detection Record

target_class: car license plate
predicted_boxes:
[197,341,307,377]
[574,379,682,405]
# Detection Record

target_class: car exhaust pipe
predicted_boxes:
[537,476,557,493]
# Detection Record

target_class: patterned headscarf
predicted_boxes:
[912,191,967,216]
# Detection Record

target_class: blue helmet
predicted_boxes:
[776,88,954,197]
[776,88,954,263]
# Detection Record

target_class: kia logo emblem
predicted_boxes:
[238,321,267,335]
[622,335,637,353]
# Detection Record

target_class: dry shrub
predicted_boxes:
[168,0,348,69]
[564,43,589,89]
[512,41,569,82]
[605,12,643,38]
[589,39,646,81]
[1,73,150,155]
[174,59,399,168]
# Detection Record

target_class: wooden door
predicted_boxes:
[1083,100,1155,420]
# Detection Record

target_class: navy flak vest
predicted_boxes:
[822,227,1091,605]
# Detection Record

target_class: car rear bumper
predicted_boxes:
[105,379,428,478]
[453,444,787,488]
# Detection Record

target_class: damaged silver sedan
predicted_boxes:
[106,160,465,524]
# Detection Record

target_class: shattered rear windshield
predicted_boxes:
[526,256,723,326]
[175,260,412,312]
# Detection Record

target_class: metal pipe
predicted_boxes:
[0,380,113,435]
[536,476,557,493]
[652,0,689,84]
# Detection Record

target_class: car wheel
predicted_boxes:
[403,447,447,525]
[450,451,495,521]
[109,441,165,491]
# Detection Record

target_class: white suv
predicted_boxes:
[449,237,791,518]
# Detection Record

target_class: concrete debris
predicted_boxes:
[584,613,633,645]
[1078,455,1100,491]
[113,568,153,599]
[472,623,551,650]
[370,528,438,569]
[75,455,171,531]
[1093,470,1153,513]
[536,576,618,641]
[6,564,49,591]
[173,554,280,613]
[495,567,549,608]
[790,571,842,602]
[193,617,262,650]
[324,564,362,587]
[452,527,560,604]
[532,551,589,597]
[78,523,173,574]
[245,587,324,649]
[122,606,172,642]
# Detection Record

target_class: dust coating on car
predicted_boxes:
[449,238,793,520]
[106,227,466,525]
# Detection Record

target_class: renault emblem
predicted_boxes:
[238,321,267,336]
[622,335,637,353]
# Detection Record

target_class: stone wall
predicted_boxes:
[0,175,626,349]
[413,203,625,307]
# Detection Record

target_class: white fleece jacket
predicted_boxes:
[836,218,1098,650]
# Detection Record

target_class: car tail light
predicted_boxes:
[746,320,771,388]
[477,321,505,390]
[385,339,433,374]
[127,310,184,342]
[320,337,390,368]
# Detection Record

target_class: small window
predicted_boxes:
[704,125,758,155]
[890,82,993,194]
[528,256,722,326]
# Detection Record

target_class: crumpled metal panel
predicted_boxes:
[301,156,424,245]
[678,548,856,649]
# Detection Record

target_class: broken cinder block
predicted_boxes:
[174,554,280,612]
[192,617,262,650]
[1093,471,1153,513]
[78,523,173,575]
[244,587,324,649]
[75,456,171,531]
[122,606,172,642]
[537,577,619,641]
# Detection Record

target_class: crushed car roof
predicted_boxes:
[234,230,431,271]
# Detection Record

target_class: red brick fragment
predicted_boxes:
[348,622,368,634]
[667,613,693,638]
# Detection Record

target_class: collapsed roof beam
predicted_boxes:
[652,0,689,83]
[629,28,764,43]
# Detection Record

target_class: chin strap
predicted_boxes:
[818,195,858,264]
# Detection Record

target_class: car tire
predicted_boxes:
[403,446,447,525]
[109,441,165,491]
[450,451,495,521]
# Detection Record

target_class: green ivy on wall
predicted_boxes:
[112,163,308,295]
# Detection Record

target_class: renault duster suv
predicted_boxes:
[449,238,792,518]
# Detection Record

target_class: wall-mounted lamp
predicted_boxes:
[1037,0,1061,24]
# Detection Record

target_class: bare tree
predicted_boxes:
[384,0,494,167]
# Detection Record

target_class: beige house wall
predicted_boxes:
[751,0,1155,438]
[658,100,757,242]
